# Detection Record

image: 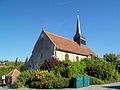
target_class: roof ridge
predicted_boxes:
[45,31,89,49]
[12,69,15,76]
[6,69,20,76]
[45,31,80,44]
[6,69,13,76]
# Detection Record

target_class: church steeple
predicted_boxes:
[73,15,86,46]
[76,15,81,35]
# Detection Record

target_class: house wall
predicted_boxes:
[56,50,87,62]
[26,31,55,70]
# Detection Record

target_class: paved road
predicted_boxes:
[64,82,120,90]
[78,82,120,90]
[0,82,120,90]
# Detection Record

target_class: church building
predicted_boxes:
[26,15,97,70]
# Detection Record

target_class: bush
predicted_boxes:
[25,70,69,89]
[90,77,104,85]
[0,66,21,77]
[12,79,24,88]
[52,77,69,88]
[70,60,87,76]
[40,57,60,71]
[18,71,33,86]
[103,53,117,62]
[12,70,33,88]
[52,60,72,78]
[85,58,116,81]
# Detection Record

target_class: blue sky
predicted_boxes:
[0,0,120,61]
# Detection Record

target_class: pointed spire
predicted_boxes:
[76,15,81,35]
[73,14,86,46]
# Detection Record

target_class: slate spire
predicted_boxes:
[76,15,81,35]
[73,15,86,46]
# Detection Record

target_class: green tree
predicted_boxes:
[103,53,117,62]
[40,57,60,71]
[117,54,120,60]
[25,57,28,65]
[14,58,18,66]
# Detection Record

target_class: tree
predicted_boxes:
[25,57,29,64]
[40,57,60,71]
[117,54,120,60]
[20,57,29,71]
[103,53,117,62]
[14,58,18,66]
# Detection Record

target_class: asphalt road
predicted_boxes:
[78,82,120,90]
[0,82,120,90]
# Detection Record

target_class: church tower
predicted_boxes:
[73,15,86,47]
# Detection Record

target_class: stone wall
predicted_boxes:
[26,31,55,70]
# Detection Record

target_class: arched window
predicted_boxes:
[76,56,79,62]
[65,54,69,60]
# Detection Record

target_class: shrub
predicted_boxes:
[52,59,87,78]
[12,70,33,88]
[85,58,117,81]
[12,79,24,88]
[90,77,104,85]
[53,77,69,88]
[52,60,72,78]
[0,66,21,77]
[103,53,117,62]
[70,60,87,76]
[40,57,60,71]
[26,70,69,89]
[18,71,33,86]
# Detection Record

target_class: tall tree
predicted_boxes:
[25,57,28,64]
[103,53,117,62]
[14,58,18,66]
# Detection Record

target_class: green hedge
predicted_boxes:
[0,66,21,77]
[90,77,104,85]
[13,70,69,89]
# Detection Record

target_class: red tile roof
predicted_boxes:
[6,69,21,77]
[45,31,97,57]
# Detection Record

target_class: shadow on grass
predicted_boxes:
[103,86,120,89]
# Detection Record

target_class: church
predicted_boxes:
[26,15,97,70]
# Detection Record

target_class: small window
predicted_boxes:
[76,56,79,62]
[65,54,69,60]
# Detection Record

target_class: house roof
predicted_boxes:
[6,69,21,77]
[45,31,97,57]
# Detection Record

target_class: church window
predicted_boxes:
[76,56,79,62]
[65,54,69,60]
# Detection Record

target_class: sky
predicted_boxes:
[0,0,120,61]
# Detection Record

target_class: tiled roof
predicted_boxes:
[45,31,97,57]
[6,69,21,77]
